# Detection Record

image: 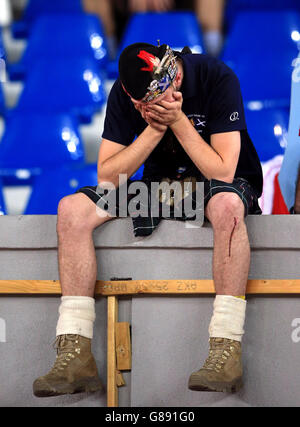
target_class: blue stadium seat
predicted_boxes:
[0,29,5,62]
[0,112,85,185]
[108,11,204,78]
[245,107,289,162]
[24,163,146,214]
[0,83,5,115]
[131,165,144,181]
[0,29,6,87]
[0,177,6,215]
[226,0,300,28]
[12,0,84,38]
[15,57,106,123]
[24,163,98,214]
[10,14,108,81]
[0,31,6,114]
[222,11,300,108]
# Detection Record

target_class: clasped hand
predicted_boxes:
[134,91,183,133]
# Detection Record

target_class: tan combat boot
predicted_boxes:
[33,334,103,397]
[188,338,243,393]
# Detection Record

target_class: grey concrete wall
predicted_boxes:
[131,296,300,407]
[0,215,300,407]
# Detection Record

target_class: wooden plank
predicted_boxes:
[1,279,300,295]
[116,370,126,387]
[97,279,300,295]
[97,279,215,295]
[0,280,62,294]
[115,322,131,371]
[107,296,118,407]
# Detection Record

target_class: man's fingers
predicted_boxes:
[147,111,163,122]
[148,102,177,114]
[147,104,167,114]
[159,100,179,110]
[173,90,182,100]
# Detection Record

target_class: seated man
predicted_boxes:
[33,42,263,397]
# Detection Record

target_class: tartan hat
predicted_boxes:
[119,42,177,101]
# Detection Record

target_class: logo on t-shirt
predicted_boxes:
[188,114,206,133]
[230,112,239,122]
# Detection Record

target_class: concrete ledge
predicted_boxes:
[0,215,300,249]
[0,215,299,281]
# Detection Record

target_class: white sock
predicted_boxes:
[203,30,224,57]
[56,296,96,339]
[209,295,247,342]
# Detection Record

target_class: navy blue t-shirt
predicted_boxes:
[102,53,263,197]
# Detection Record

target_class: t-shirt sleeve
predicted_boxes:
[102,79,136,146]
[208,67,247,135]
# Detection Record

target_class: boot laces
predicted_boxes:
[203,339,238,373]
[51,334,80,372]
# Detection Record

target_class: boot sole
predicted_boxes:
[188,376,243,393]
[33,376,103,397]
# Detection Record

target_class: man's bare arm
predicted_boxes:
[147,91,241,182]
[97,125,165,188]
[171,114,240,182]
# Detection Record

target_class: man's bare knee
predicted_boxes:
[206,193,245,231]
[57,193,111,235]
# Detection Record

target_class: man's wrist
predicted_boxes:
[170,111,185,128]
[146,122,167,137]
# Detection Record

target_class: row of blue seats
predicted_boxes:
[10,0,300,39]
[0,163,141,215]
[222,10,300,109]
[225,0,300,24]
[0,7,110,214]
[6,12,205,80]
[0,9,299,121]
[2,9,300,105]
[0,11,205,114]
[9,13,109,81]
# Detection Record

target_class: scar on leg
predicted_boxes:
[228,217,238,257]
